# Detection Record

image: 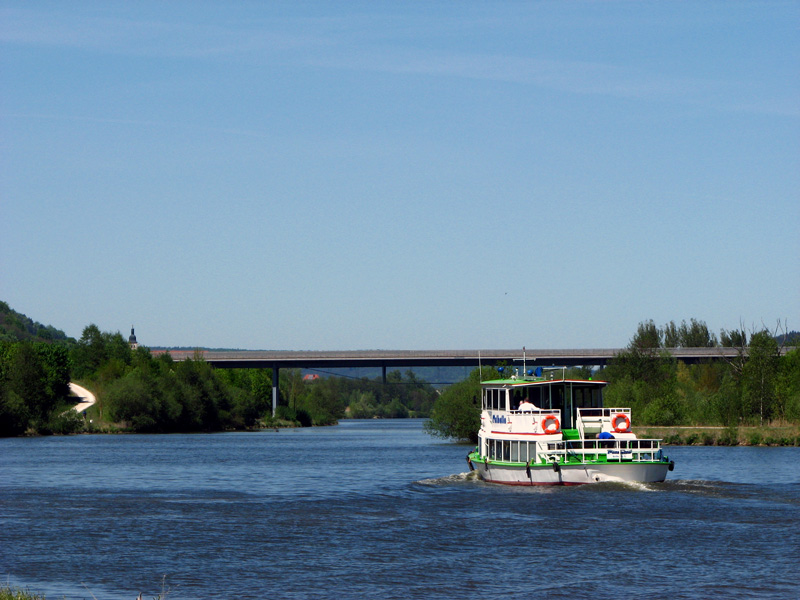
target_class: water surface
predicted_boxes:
[2,420,798,599]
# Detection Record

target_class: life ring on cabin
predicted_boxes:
[612,413,631,433]
[541,415,560,434]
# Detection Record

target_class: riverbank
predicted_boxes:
[635,425,800,446]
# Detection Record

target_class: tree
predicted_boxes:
[70,324,107,378]
[741,330,780,425]
[6,342,49,424]
[297,378,346,425]
[679,319,717,347]
[663,321,680,348]
[631,320,662,350]
[775,347,800,421]
[424,367,501,443]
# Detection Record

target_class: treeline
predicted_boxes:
[329,369,436,419]
[0,305,438,435]
[424,319,800,442]
[599,320,800,427]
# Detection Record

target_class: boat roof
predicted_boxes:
[481,378,607,387]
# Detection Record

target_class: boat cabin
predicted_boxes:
[481,375,606,430]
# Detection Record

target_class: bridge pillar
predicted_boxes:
[272,363,279,418]
[382,365,387,385]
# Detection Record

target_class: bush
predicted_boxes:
[295,409,312,427]
[46,409,85,435]
[274,405,296,421]
[423,368,499,443]
[718,426,739,446]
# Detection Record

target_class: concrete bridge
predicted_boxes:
[163,347,753,416]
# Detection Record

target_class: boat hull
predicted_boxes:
[470,456,670,486]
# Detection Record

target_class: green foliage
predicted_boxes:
[601,322,799,427]
[0,340,72,435]
[103,355,245,433]
[70,324,133,380]
[264,368,438,425]
[3,306,799,437]
[631,319,662,350]
[741,330,780,425]
[0,584,48,600]
[424,367,501,443]
[295,377,347,426]
[776,347,800,421]
[45,407,85,435]
[663,318,717,348]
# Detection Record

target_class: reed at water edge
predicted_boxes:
[0,587,47,600]
[0,584,170,600]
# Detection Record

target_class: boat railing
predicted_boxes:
[504,409,561,433]
[535,438,663,464]
[576,407,632,438]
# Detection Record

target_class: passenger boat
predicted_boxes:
[467,367,674,485]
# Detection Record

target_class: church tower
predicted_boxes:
[129,326,139,350]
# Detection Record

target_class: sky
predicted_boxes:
[1,1,798,351]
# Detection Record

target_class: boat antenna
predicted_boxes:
[523,346,526,374]
[478,350,482,380]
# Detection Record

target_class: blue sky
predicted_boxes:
[1,1,798,350]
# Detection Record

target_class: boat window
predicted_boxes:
[484,388,507,411]
[571,385,604,410]
[491,439,501,460]
[491,439,506,461]
[529,386,543,407]
[511,389,526,410]
[502,440,510,461]
[510,441,530,463]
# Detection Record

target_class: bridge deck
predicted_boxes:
[162,347,754,369]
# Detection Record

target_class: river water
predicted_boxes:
[1,420,799,599]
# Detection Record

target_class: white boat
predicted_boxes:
[467,368,674,485]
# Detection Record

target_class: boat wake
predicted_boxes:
[415,471,482,486]
[615,480,660,492]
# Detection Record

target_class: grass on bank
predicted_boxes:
[635,425,800,446]
[0,586,47,600]
[1,580,171,600]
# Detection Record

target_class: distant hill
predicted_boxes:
[777,331,800,346]
[0,301,76,345]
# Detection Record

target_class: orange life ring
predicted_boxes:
[541,415,560,434]
[612,413,631,433]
